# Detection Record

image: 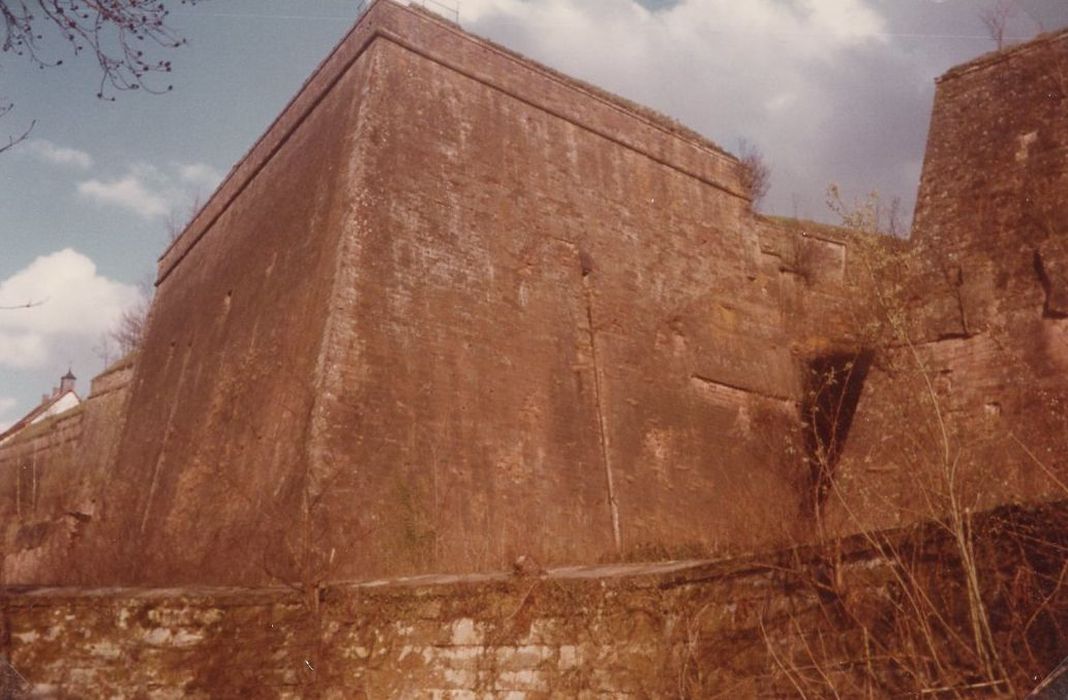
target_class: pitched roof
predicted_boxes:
[0,389,80,445]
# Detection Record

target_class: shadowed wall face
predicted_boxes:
[70,40,387,586]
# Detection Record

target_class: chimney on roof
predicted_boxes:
[60,369,76,395]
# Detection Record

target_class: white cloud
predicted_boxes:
[77,161,222,220]
[0,249,141,369]
[78,173,172,219]
[178,162,224,191]
[765,91,797,112]
[24,139,93,170]
[459,0,910,216]
[462,0,886,56]
[0,334,48,369]
[798,0,886,45]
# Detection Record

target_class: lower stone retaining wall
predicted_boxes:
[316,559,835,698]
[1,500,1065,697]
[2,586,315,698]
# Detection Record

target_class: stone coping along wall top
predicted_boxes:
[156,0,745,285]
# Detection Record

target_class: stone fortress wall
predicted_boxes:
[826,28,1068,536]
[16,0,876,587]
[0,1,1066,694]
[0,356,135,584]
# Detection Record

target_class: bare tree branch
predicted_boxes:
[0,1,203,154]
[0,297,45,310]
[979,0,1018,51]
[107,277,153,355]
[738,138,771,210]
[0,109,32,155]
[164,192,203,244]
[1,0,203,99]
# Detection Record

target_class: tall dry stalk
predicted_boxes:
[759,188,1021,696]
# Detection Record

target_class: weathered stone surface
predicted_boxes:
[47,0,868,587]
[4,4,1068,695]
[0,0,1064,612]
[0,356,134,584]
[1,500,1064,697]
[825,29,1068,536]
[0,585,315,697]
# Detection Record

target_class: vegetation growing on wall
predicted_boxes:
[740,191,1068,698]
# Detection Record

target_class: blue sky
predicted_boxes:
[1,0,1066,427]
